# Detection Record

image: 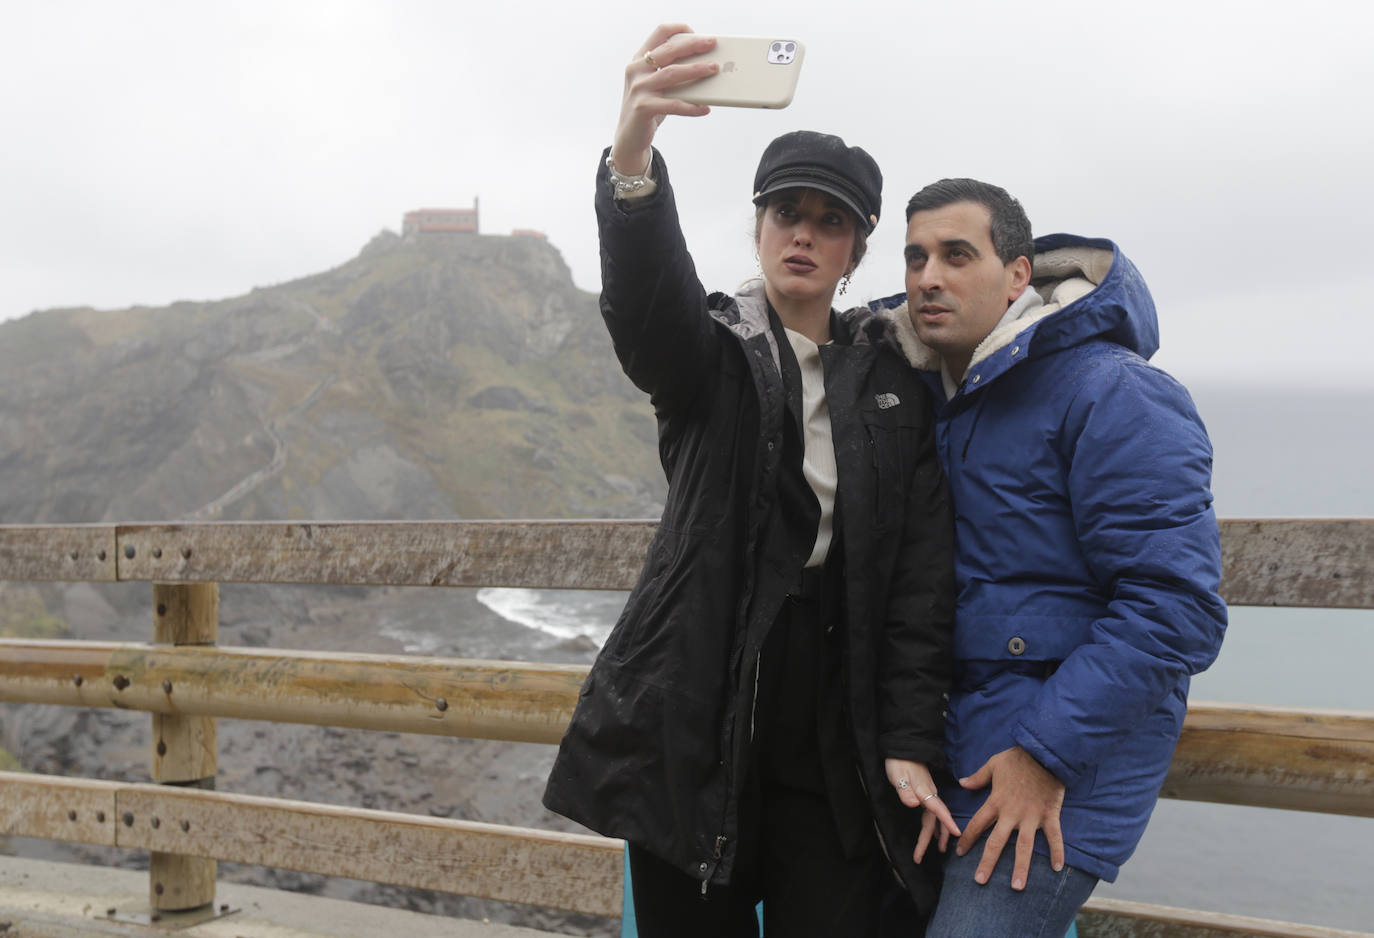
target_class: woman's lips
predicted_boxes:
[783,255,817,273]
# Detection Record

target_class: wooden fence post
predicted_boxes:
[149,582,218,912]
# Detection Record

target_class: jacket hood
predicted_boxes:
[872,234,1158,378]
[718,277,888,378]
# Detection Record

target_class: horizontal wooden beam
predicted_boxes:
[5,771,1369,936]
[0,772,622,917]
[0,524,116,582]
[5,640,1372,814]
[2,519,1370,608]
[0,640,587,744]
[113,520,657,588]
[1220,518,1374,609]
[1078,896,1373,937]
[1162,703,1374,817]
[0,773,116,845]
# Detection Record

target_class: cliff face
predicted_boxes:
[0,229,660,934]
[0,229,664,525]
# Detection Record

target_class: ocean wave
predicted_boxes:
[378,622,448,655]
[475,587,624,646]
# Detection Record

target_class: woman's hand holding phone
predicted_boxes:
[610,25,718,177]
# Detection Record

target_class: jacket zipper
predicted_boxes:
[843,663,901,877]
[700,835,728,896]
[960,390,989,460]
[853,760,898,869]
[706,644,760,897]
[749,650,763,740]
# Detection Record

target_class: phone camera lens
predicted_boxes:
[771,42,782,51]
[784,42,795,53]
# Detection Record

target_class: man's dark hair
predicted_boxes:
[905,178,1033,266]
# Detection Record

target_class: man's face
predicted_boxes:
[904,201,1028,378]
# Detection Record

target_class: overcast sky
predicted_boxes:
[3,1,1371,387]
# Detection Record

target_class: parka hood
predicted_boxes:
[721,277,889,380]
[872,234,1158,382]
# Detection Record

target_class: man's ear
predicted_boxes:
[1006,255,1032,302]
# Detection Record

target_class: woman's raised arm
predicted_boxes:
[610,25,717,175]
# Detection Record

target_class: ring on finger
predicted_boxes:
[896,778,910,790]
[643,51,659,69]
[922,792,938,803]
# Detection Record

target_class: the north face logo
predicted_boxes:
[875,392,900,409]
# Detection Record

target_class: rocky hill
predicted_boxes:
[0,228,667,935]
[0,228,665,525]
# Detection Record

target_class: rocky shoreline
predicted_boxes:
[0,581,615,936]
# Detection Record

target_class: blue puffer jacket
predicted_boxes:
[872,234,1227,881]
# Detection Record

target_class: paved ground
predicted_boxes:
[0,856,567,938]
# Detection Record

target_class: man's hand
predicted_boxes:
[956,746,1065,890]
[884,758,961,864]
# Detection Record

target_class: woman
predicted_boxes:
[543,25,958,936]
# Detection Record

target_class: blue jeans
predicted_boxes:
[925,843,1097,938]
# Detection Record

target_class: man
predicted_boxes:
[874,178,1227,936]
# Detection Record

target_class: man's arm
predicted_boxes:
[1014,360,1226,779]
[959,358,1227,889]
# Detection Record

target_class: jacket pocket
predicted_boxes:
[861,407,920,531]
[955,614,1097,664]
[602,529,677,661]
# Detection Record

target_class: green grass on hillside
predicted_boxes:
[0,586,72,639]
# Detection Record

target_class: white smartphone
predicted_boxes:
[664,36,805,109]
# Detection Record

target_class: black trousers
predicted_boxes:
[629,567,911,937]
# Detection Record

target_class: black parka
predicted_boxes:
[543,151,955,909]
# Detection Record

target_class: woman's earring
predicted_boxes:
[838,273,851,296]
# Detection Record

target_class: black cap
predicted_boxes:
[752,130,882,233]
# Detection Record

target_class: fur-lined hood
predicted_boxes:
[869,234,1158,388]
[714,277,893,379]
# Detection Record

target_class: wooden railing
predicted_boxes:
[1,519,1371,936]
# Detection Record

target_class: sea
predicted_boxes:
[392,385,1374,932]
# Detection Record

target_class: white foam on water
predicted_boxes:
[475,587,623,647]
[378,622,447,655]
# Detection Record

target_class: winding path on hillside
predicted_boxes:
[186,375,334,521]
